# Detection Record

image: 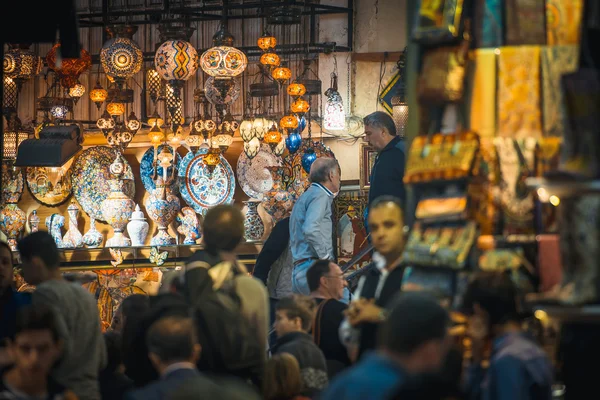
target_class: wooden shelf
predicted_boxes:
[12,242,263,271]
[526,177,600,198]
[530,303,600,324]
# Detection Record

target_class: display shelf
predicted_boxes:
[529,303,600,324]
[11,241,263,271]
[525,177,600,198]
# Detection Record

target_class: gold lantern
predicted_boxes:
[280,115,299,130]
[287,82,306,97]
[290,97,310,116]
[257,31,277,51]
[106,102,125,116]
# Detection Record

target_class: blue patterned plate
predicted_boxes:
[71,146,135,222]
[140,145,182,195]
[178,148,235,214]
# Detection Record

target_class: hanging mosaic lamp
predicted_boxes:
[97,110,116,132]
[285,132,302,154]
[3,115,31,161]
[251,115,269,141]
[89,81,108,110]
[290,97,310,116]
[147,110,164,128]
[287,82,306,98]
[301,148,317,173]
[260,53,280,68]
[274,138,286,156]
[257,30,277,51]
[154,26,199,99]
[240,116,254,142]
[324,72,345,131]
[46,43,92,88]
[100,26,143,88]
[147,124,165,146]
[68,82,86,104]
[204,147,222,174]
[3,44,43,88]
[244,137,261,159]
[200,22,248,78]
[280,115,299,131]
[127,111,141,133]
[298,115,307,132]
[264,124,282,151]
[106,102,126,116]
[272,64,292,85]
[50,104,69,120]
[218,111,239,137]
[146,68,165,104]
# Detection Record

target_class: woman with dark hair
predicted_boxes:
[0,241,31,367]
[263,353,311,400]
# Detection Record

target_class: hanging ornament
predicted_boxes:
[100,26,143,88]
[285,132,302,154]
[200,23,248,78]
[324,72,345,131]
[301,148,317,173]
[46,43,92,89]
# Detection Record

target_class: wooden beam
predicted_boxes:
[351,52,403,63]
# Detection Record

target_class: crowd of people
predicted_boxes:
[0,112,554,399]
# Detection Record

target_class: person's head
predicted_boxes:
[263,353,303,400]
[309,157,341,194]
[202,205,245,255]
[146,316,201,373]
[0,241,14,291]
[378,293,450,374]
[103,331,124,373]
[112,294,149,333]
[363,111,397,151]
[306,259,347,300]
[368,196,405,260]
[274,295,316,337]
[461,271,520,337]
[7,305,63,377]
[17,232,61,285]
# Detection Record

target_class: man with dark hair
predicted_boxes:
[125,316,215,400]
[462,272,553,400]
[321,293,450,400]
[341,196,406,360]
[272,295,328,395]
[202,204,245,253]
[307,260,351,373]
[290,157,345,300]
[17,232,106,400]
[0,305,77,399]
[363,111,406,209]
[99,332,133,399]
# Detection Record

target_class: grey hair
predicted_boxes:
[309,157,339,184]
[363,111,397,136]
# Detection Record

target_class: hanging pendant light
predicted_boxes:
[290,97,310,116]
[106,102,126,116]
[204,147,221,174]
[46,43,92,89]
[324,72,345,131]
[260,53,280,68]
[147,110,164,128]
[257,30,277,51]
[146,68,164,104]
[200,22,248,78]
[264,124,282,151]
[274,137,286,156]
[3,44,43,89]
[301,148,317,173]
[148,124,165,146]
[244,137,261,159]
[280,115,299,131]
[89,81,108,110]
[126,111,141,133]
[285,131,302,154]
[287,82,306,97]
[100,26,143,89]
[391,50,408,139]
[272,63,292,85]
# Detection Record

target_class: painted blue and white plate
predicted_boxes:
[140,145,182,195]
[178,148,235,214]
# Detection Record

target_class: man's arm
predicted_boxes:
[303,195,333,259]
[253,218,290,284]
[485,356,527,400]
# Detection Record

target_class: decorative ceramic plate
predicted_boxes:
[281,140,335,199]
[71,146,135,222]
[26,166,73,207]
[236,144,281,200]
[178,147,235,214]
[140,145,182,195]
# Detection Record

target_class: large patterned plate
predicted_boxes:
[71,146,135,222]
[26,163,73,207]
[178,147,235,214]
[236,144,281,200]
[140,145,182,195]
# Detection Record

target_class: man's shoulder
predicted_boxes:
[126,370,200,400]
[322,298,348,313]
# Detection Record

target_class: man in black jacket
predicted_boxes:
[363,111,406,210]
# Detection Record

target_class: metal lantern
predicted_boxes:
[3,44,43,87]
[46,43,92,89]
[106,102,126,116]
[264,124,282,150]
[89,81,108,110]
[324,72,345,131]
[100,26,143,88]
[287,82,306,97]
[3,115,31,161]
[154,39,199,99]
[290,97,310,116]
[146,68,165,104]
[260,53,280,67]
[200,23,248,78]
[257,31,277,51]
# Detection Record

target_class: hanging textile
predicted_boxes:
[468,49,496,139]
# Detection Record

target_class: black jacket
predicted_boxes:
[253,217,290,285]
[368,136,406,206]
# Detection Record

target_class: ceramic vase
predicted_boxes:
[176,207,200,245]
[83,218,104,248]
[127,204,149,246]
[45,214,65,248]
[28,210,40,233]
[102,156,135,247]
[0,203,26,250]
[262,166,294,224]
[62,200,84,248]
[145,177,180,246]
[243,200,265,242]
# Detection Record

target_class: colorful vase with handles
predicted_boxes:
[262,166,294,224]
[145,177,180,246]
[62,199,84,248]
[243,200,265,242]
[101,155,135,247]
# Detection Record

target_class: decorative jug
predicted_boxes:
[83,218,104,248]
[102,155,135,247]
[145,177,180,246]
[62,199,84,248]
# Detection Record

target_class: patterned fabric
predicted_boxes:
[546,0,584,45]
[541,46,579,137]
[498,46,542,139]
[474,0,503,47]
[468,49,497,139]
[505,0,547,45]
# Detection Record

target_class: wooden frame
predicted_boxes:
[359,143,378,189]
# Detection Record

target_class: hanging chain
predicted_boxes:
[346,54,351,117]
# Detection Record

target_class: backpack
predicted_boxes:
[181,259,266,386]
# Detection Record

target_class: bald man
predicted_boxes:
[289,158,349,301]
